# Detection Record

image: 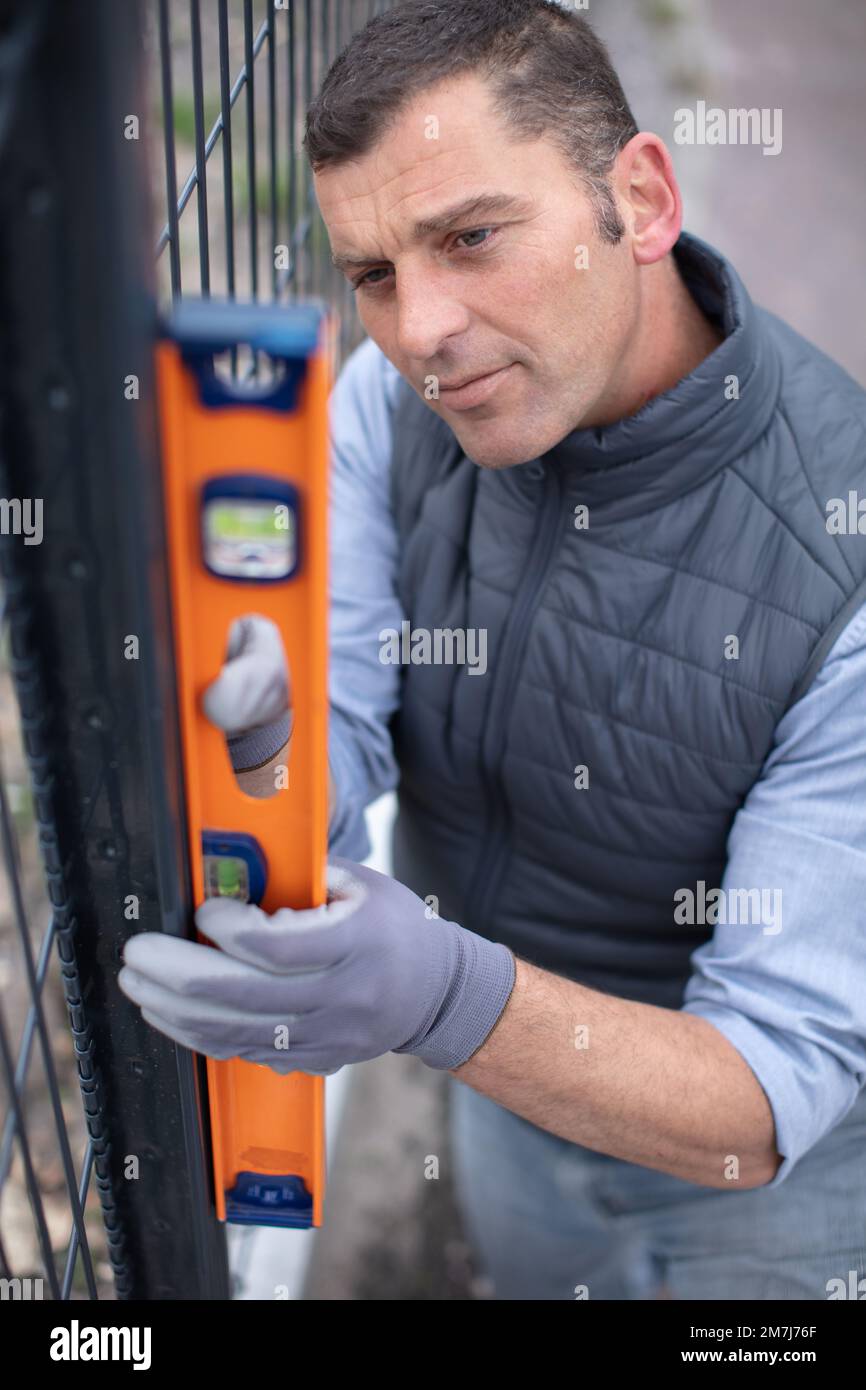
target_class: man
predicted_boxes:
[120,1,866,1299]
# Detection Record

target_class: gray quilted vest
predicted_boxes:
[388,231,866,1008]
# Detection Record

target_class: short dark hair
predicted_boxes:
[303,0,639,243]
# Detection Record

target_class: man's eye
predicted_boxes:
[352,268,390,293]
[350,227,499,293]
[455,227,496,250]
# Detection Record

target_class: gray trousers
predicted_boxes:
[448,1077,866,1300]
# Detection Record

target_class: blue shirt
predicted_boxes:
[326,335,866,1188]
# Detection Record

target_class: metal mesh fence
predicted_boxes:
[149,0,391,364]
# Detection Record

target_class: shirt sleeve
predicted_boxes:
[681,600,866,1187]
[326,335,406,861]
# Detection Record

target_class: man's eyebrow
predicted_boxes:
[330,192,536,273]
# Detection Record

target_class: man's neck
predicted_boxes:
[588,253,725,429]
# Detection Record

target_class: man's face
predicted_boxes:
[314,73,641,469]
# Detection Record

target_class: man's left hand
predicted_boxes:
[118,857,516,1076]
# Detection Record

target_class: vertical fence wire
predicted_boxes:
[217,0,237,375]
[189,0,211,294]
[244,0,259,313]
[158,0,182,296]
[267,5,278,303]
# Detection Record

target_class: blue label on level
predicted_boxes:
[225,1172,314,1230]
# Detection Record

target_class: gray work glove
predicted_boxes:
[202,613,292,770]
[118,857,516,1076]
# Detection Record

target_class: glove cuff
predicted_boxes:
[398,924,517,1071]
[227,711,293,772]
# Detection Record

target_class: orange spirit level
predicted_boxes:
[155,300,334,1228]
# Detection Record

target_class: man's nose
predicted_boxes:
[393,265,470,363]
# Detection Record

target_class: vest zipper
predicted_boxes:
[464,461,563,938]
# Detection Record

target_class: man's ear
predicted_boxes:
[613,132,683,266]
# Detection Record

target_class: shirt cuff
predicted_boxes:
[680,999,851,1189]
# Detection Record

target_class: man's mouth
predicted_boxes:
[439,369,497,390]
[436,364,515,410]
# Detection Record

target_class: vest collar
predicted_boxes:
[525,231,782,521]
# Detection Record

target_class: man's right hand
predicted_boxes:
[202,613,291,740]
[202,612,335,818]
